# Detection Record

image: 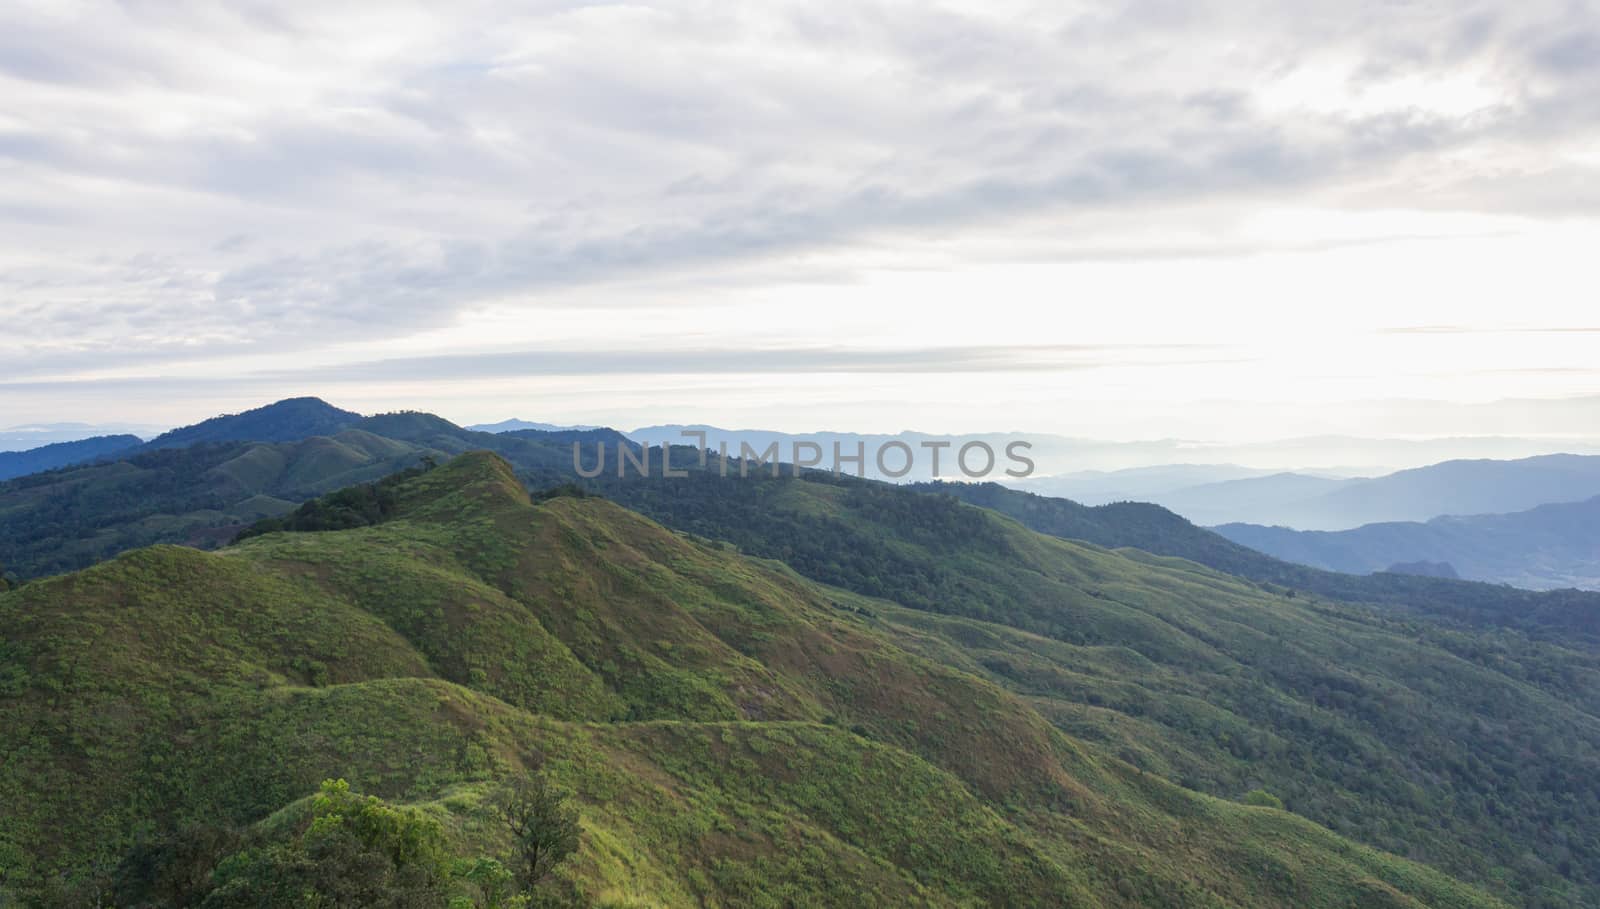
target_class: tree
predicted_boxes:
[493,772,580,890]
[201,779,453,908]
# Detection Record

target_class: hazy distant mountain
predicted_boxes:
[1141,454,1600,529]
[626,425,1600,480]
[0,422,162,451]
[1014,464,1289,505]
[467,418,601,433]
[1387,560,1460,580]
[142,396,363,450]
[1148,472,1355,525]
[1171,434,1600,472]
[0,434,143,480]
[626,425,1072,481]
[1216,495,1600,590]
[1302,455,1600,527]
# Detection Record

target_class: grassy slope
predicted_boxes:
[917,480,1600,639]
[0,453,1501,908]
[591,469,1600,907]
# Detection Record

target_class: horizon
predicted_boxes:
[6,392,1600,474]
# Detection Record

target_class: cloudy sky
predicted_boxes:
[3,0,1599,446]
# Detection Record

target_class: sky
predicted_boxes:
[3,0,1599,451]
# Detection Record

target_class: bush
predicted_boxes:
[1242,789,1285,810]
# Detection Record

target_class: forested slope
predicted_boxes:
[0,453,1516,908]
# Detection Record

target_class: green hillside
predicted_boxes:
[0,407,619,583]
[918,481,1600,640]
[1,453,1510,908]
[8,403,1596,646]
[587,466,1600,906]
[0,430,438,579]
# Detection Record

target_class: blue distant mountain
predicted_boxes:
[1216,495,1600,590]
[1145,454,1600,529]
[0,434,144,480]
[467,418,601,433]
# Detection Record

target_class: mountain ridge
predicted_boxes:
[1215,494,1600,590]
[1146,454,1600,529]
[142,397,364,450]
[0,434,143,481]
[915,480,1600,640]
[0,451,1519,907]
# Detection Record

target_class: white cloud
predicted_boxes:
[0,0,1598,438]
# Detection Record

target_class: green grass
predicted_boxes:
[0,452,1523,907]
[590,466,1600,907]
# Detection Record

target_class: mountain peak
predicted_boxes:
[144,397,363,450]
[396,450,530,517]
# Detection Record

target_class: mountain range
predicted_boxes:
[0,434,145,481]
[0,401,633,582]
[1009,464,1295,505]
[1215,495,1600,590]
[921,481,1600,640]
[467,419,602,433]
[1123,454,1600,530]
[622,424,1600,476]
[6,397,1600,904]
[4,450,1593,907]
[0,422,164,452]
[6,399,1598,638]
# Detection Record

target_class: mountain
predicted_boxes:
[624,425,1050,481]
[1149,454,1600,529]
[6,408,1600,901]
[352,412,625,461]
[912,481,1600,641]
[0,434,142,481]
[8,405,1599,642]
[0,422,164,452]
[0,430,436,579]
[627,426,1600,476]
[1215,495,1600,590]
[1389,560,1460,579]
[142,397,364,450]
[466,418,600,433]
[1165,433,1600,473]
[1010,464,1283,505]
[1295,454,1600,527]
[1148,472,1351,525]
[575,458,1600,904]
[0,408,635,581]
[0,452,1535,907]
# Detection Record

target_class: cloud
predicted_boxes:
[0,342,1239,386]
[1,0,1598,386]
[257,343,1243,381]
